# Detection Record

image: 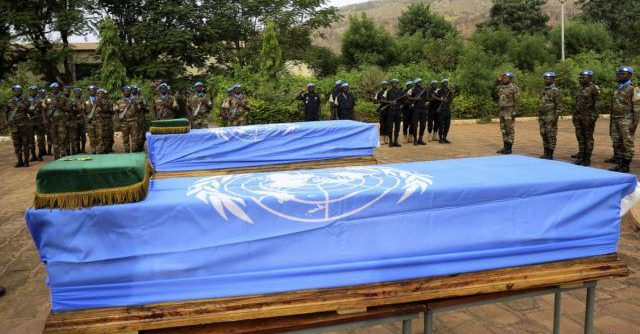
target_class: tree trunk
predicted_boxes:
[60,31,76,84]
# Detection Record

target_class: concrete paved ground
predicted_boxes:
[1,118,639,334]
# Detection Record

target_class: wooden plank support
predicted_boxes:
[43,254,629,334]
[152,156,378,179]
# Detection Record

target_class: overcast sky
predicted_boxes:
[327,0,369,6]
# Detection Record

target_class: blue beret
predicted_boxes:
[49,82,60,89]
[193,82,204,88]
[616,66,634,74]
[579,70,594,77]
[122,86,131,91]
[431,80,438,84]
[88,85,97,90]
[73,88,82,92]
[335,80,343,86]
[158,83,169,89]
[503,72,514,78]
[28,85,38,91]
[307,83,315,87]
[381,80,388,85]
[130,85,139,90]
[543,72,556,78]
[405,80,414,86]
[414,78,423,84]
[11,85,22,91]
[341,83,349,88]
[390,78,399,83]
[441,78,449,83]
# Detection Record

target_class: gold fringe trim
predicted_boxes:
[34,160,153,210]
[149,126,191,134]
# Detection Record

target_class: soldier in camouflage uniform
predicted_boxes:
[608,66,639,173]
[116,86,145,153]
[153,83,178,120]
[94,89,114,154]
[73,88,87,153]
[494,72,519,154]
[27,86,45,161]
[37,88,51,155]
[186,82,213,129]
[131,84,149,144]
[538,72,563,160]
[221,85,250,126]
[66,88,82,155]
[44,83,71,159]
[6,85,33,167]
[572,70,601,166]
[84,86,99,154]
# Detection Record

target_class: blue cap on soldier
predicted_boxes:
[341,82,349,88]
[122,85,131,91]
[579,70,594,77]
[390,78,399,83]
[616,66,634,74]
[381,80,388,85]
[307,83,315,88]
[158,83,168,89]
[335,80,343,86]
[88,85,97,91]
[431,80,438,84]
[130,85,139,90]
[503,72,514,78]
[414,78,423,84]
[194,82,204,88]
[49,82,60,89]
[441,78,449,83]
[73,87,82,92]
[28,85,38,91]
[62,85,71,91]
[405,80,413,87]
[11,85,22,91]
[543,72,556,78]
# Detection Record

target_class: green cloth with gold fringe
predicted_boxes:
[34,153,152,209]
[149,118,191,134]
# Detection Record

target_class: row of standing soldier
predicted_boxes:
[494,66,640,173]
[4,81,245,167]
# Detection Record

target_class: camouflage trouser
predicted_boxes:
[121,118,145,153]
[226,114,246,127]
[610,116,634,160]
[77,122,86,152]
[86,121,97,154]
[51,116,69,159]
[46,120,54,151]
[499,107,515,144]
[539,115,559,150]
[632,109,640,137]
[32,124,46,155]
[573,113,598,156]
[191,117,209,129]
[67,122,78,155]
[95,118,113,154]
[11,124,33,161]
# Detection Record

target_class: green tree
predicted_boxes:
[303,46,341,77]
[259,21,284,81]
[508,34,553,71]
[577,0,640,56]
[342,14,396,68]
[397,3,457,39]
[456,45,495,97]
[423,33,464,73]
[549,20,612,58]
[97,17,127,97]
[470,27,515,64]
[483,0,549,35]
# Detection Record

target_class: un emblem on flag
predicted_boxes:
[187,167,433,223]
[210,123,299,142]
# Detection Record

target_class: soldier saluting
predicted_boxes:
[572,70,600,166]
[186,82,213,128]
[153,83,178,120]
[6,85,33,167]
[116,86,145,153]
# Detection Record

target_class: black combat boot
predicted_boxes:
[47,144,52,156]
[413,135,419,145]
[581,154,591,166]
[574,151,584,165]
[547,149,554,160]
[417,137,426,145]
[504,143,512,154]
[619,159,631,173]
[609,160,622,171]
[30,151,38,162]
[37,149,44,161]
[0,285,5,298]
[604,156,618,164]
[23,151,29,167]
[571,152,581,159]
[540,149,548,159]
[497,142,508,154]
[14,155,24,168]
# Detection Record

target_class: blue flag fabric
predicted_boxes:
[146,120,380,172]
[26,156,638,312]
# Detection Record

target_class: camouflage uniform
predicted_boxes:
[610,83,639,161]
[116,95,145,153]
[44,93,71,159]
[94,95,114,154]
[495,82,519,146]
[538,85,563,152]
[84,96,99,154]
[28,94,46,160]
[221,94,250,126]
[153,93,178,120]
[6,95,33,166]
[186,92,213,129]
[573,83,600,161]
[68,95,82,155]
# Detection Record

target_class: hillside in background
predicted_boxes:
[313,0,580,52]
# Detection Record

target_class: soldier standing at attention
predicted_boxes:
[572,70,600,166]
[385,79,404,147]
[131,84,149,140]
[224,85,251,126]
[219,87,233,127]
[95,89,114,154]
[6,85,33,167]
[44,83,71,159]
[68,88,83,155]
[328,80,342,120]
[37,88,51,155]
[187,82,213,128]
[296,83,322,121]
[608,66,639,173]
[74,88,87,153]
[116,86,145,153]
[27,86,45,161]
[84,86,99,154]
[410,78,428,145]
[336,82,356,121]
[495,73,519,154]
[434,79,454,144]
[538,72,563,160]
[375,81,389,144]
[154,83,178,120]
[427,80,440,142]
[402,80,414,143]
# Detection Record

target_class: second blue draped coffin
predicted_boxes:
[145,120,380,172]
[26,155,637,312]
